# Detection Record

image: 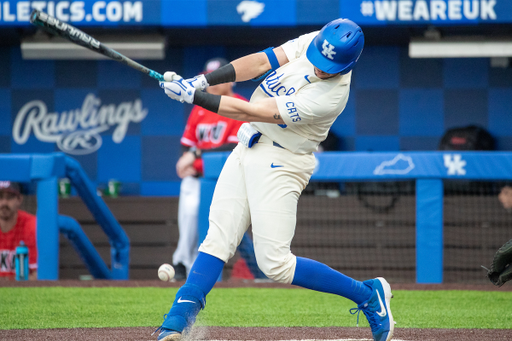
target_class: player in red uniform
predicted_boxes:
[172,58,246,280]
[0,181,37,280]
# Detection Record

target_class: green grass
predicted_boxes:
[1,287,511,330]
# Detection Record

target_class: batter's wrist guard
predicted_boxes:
[193,91,221,113]
[237,123,262,148]
[205,63,236,86]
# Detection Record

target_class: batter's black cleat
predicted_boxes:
[173,263,187,281]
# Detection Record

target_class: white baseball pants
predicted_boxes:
[199,135,316,283]
[173,175,200,273]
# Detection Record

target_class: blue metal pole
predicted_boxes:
[36,177,59,280]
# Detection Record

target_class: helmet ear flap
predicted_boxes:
[306,18,365,74]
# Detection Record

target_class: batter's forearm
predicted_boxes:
[205,48,287,86]
[218,96,284,124]
[217,97,261,122]
[193,91,284,124]
[231,53,272,82]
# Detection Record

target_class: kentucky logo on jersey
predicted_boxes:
[259,71,296,98]
[197,122,228,144]
[322,40,336,60]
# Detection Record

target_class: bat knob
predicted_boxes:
[29,9,40,24]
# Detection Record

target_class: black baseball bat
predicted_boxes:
[29,9,164,81]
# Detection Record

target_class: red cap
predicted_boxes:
[202,57,229,74]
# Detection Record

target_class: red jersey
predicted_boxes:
[181,93,247,149]
[0,210,37,278]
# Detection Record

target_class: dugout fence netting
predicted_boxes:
[295,181,416,283]
[443,180,512,283]
[295,180,512,284]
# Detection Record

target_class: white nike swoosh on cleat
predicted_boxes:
[177,297,195,304]
[376,290,387,317]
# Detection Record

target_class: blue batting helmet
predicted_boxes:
[306,18,364,74]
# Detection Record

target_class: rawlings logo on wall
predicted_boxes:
[12,93,148,155]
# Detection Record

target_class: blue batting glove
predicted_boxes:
[160,78,196,104]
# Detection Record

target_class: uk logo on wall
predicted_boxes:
[12,93,148,155]
[443,154,467,175]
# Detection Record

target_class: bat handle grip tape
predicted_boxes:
[149,70,164,81]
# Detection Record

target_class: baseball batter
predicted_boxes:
[156,19,395,341]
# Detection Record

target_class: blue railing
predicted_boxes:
[0,153,130,280]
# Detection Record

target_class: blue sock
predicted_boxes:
[186,252,225,295]
[291,257,371,305]
[161,252,224,332]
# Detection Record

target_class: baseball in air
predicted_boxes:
[158,263,175,282]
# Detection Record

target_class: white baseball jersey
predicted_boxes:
[250,31,352,154]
